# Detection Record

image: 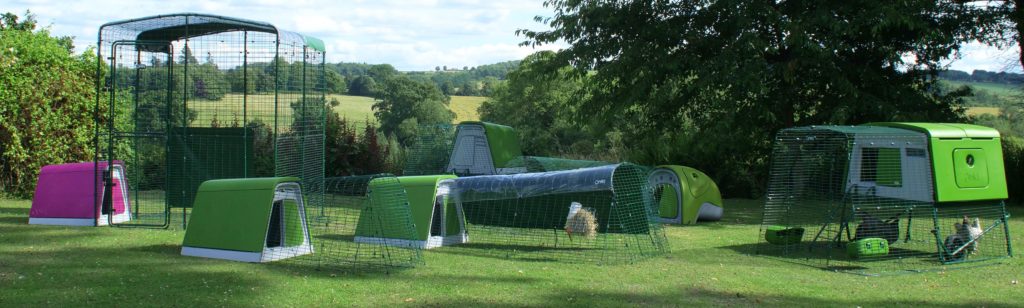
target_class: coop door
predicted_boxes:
[429,199,444,237]
[102,40,176,228]
[266,199,304,248]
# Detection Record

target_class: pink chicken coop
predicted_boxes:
[29,162,132,226]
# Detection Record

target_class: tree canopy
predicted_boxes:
[515,0,1006,196]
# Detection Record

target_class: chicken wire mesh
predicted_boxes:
[402,124,456,176]
[94,13,324,228]
[757,126,1012,275]
[287,175,423,271]
[437,163,668,264]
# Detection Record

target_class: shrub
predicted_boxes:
[1003,136,1023,206]
[1,13,100,198]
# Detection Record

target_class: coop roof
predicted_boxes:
[457,121,523,168]
[438,164,646,203]
[866,122,1001,139]
[99,13,325,53]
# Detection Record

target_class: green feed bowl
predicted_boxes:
[765,226,804,245]
[847,238,889,259]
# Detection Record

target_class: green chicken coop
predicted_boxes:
[757,123,1012,274]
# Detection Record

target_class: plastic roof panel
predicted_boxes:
[99,13,325,53]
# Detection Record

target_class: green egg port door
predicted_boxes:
[99,40,175,228]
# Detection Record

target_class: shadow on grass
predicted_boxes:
[414,285,1020,307]
[0,216,27,224]
[0,206,29,215]
[0,245,267,306]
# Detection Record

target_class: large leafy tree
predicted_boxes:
[372,75,453,144]
[520,0,1004,196]
[479,51,595,156]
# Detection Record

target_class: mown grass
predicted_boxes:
[1,198,1021,306]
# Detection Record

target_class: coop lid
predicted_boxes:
[867,123,1000,139]
[457,121,524,168]
[197,177,301,192]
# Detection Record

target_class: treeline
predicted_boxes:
[330,61,517,97]
[939,69,1024,85]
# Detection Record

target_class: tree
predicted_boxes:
[435,66,441,72]
[367,64,398,81]
[324,70,347,94]
[1,11,100,197]
[520,0,1001,196]
[459,80,480,96]
[479,51,591,156]
[348,75,378,96]
[372,75,453,144]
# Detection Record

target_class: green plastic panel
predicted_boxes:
[876,148,903,187]
[398,175,457,240]
[868,122,1008,202]
[182,177,300,252]
[459,121,524,168]
[283,199,303,247]
[953,148,990,188]
[656,165,724,224]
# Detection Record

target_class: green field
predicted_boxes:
[450,96,485,123]
[2,198,1021,306]
[184,94,483,130]
[944,80,1021,97]
[937,80,1021,116]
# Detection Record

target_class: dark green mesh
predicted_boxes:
[95,13,325,229]
[402,124,456,176]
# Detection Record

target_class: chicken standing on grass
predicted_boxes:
[565,202,598,240]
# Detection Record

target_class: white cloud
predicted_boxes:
[947,42,1022,73]
[8,0,560,70]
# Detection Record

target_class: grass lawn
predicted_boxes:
[1,198,1021,306]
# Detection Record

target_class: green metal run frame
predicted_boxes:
[94,13,326,229]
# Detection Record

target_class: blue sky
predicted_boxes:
[5,0,1020,72]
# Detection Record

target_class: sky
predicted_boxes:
[3,0,1021,72]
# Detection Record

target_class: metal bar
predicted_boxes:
[243,31,249,177]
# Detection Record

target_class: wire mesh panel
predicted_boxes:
[757,126,1012,275]
[291,175,422,271]
[438,164,668,264]
[403,124,456,176]
[95,14,325,228]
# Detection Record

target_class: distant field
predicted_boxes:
[450,96,485,123]
[941,80,1021,110]
[943,80,1020,96]
[329,94,376,124]
[180,94,481,129]
[967,106,1002,117]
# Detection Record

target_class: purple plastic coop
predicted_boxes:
[29,161,132,226]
